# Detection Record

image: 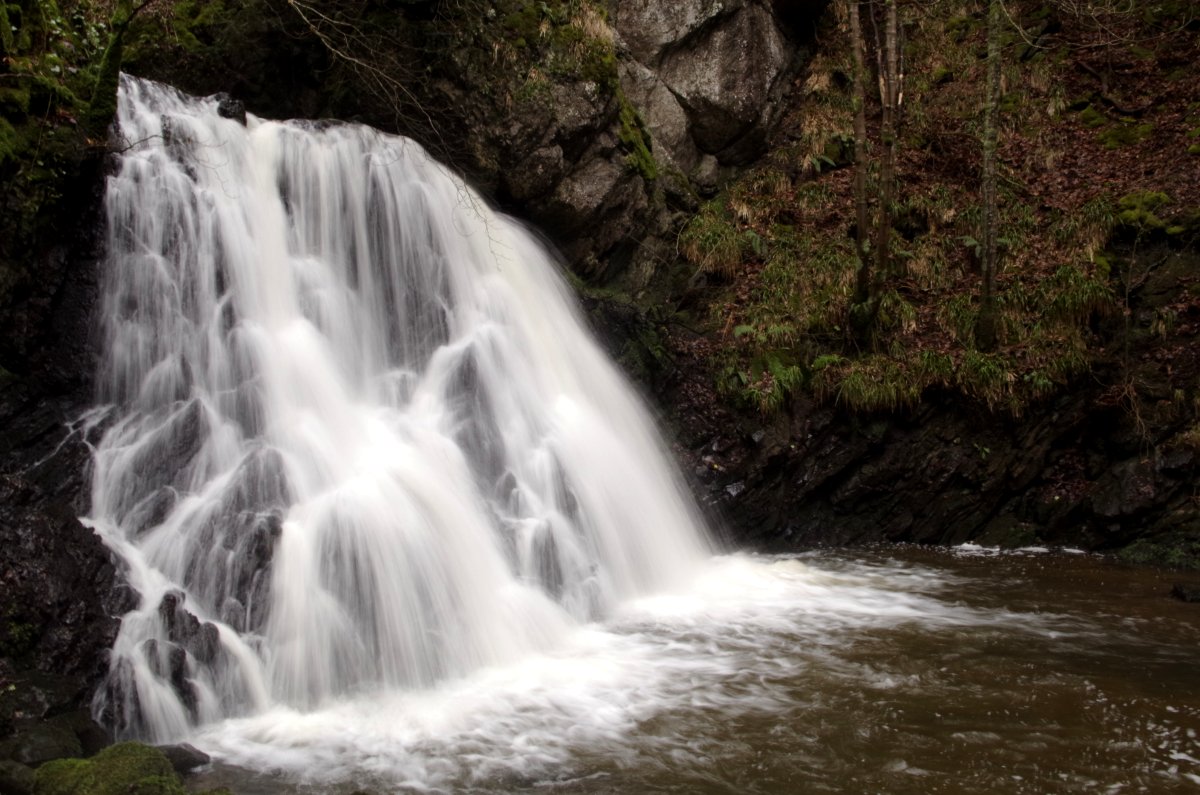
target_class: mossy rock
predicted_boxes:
[1077,105,1107,129]
[1117,535,1200,571]
[1117,190,1171,230]
[34,743,185,795]
[617,91,657,181]
[1097,121,1153,149]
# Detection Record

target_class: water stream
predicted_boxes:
[85,78,1200,793]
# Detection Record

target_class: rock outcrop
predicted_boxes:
[614,0,797,173]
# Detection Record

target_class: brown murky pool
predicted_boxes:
[190,547,1200,794]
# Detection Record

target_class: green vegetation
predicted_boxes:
[1077,105,1107,128]
[1117,534,1200,571]
[1117,191,1171,231]
[667,0,1191,417]
[617,91,657,181]
[1097,121,1153,150]
[35,743,184,795]
[32,741,235,795]
[679,199,750,279]
[0,0,133,364]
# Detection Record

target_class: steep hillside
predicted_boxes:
[631,0,1200,565]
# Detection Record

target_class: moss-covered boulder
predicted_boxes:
[33,743,185,795]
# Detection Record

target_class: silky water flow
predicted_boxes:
[82,77,1200,794]
[87,75,713,742]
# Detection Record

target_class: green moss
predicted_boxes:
[1117,536,1200,570]
[617,91,657,181]
[0,3,12,55]
[1189,143,1200,156]
[944,15,973,42]
[34,743,184,795]
[1097,121,1153,149]
[1077,105,1107,129]
[34,759,96,795]
[1117,190,1171,230]
[489,0,617,97]
[0,85,31,116]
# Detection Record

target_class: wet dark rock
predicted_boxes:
[0,352,98,602]
[1171,584,1200,603]
[0,722,80,767]
[155,743,210,775]
[157,593,222,666]
[0,463,130,689]
[0,759,35,795]
[215,94,247,125]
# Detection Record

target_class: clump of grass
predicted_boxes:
[679,199,747,278]
[1052,197,1115,259]
[815,355,925,412]
[729,169,792,226]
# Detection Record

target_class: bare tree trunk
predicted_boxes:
[850,0,871,306]
[851,0,903,344]
[874,0,901,282]
[976,0,1002,351]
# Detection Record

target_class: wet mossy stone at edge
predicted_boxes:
[33,743,184,795]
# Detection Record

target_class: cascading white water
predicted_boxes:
[87,75,713,741]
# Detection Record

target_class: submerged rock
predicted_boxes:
[1171,584,1200,603]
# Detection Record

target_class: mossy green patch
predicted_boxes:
[1117,535,1200,570]
[1117,190,1171,230]
[617,91,657,181]
[1077,105,1107,129]
[35,743,185,795]
[1097,121,1153,149]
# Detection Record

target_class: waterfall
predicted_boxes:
[87,76,712,741]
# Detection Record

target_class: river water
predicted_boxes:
[189,546,1200,794]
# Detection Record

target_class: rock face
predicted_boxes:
[615,0,796,171]
[416,0,812,281]
[0,148,130,763]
